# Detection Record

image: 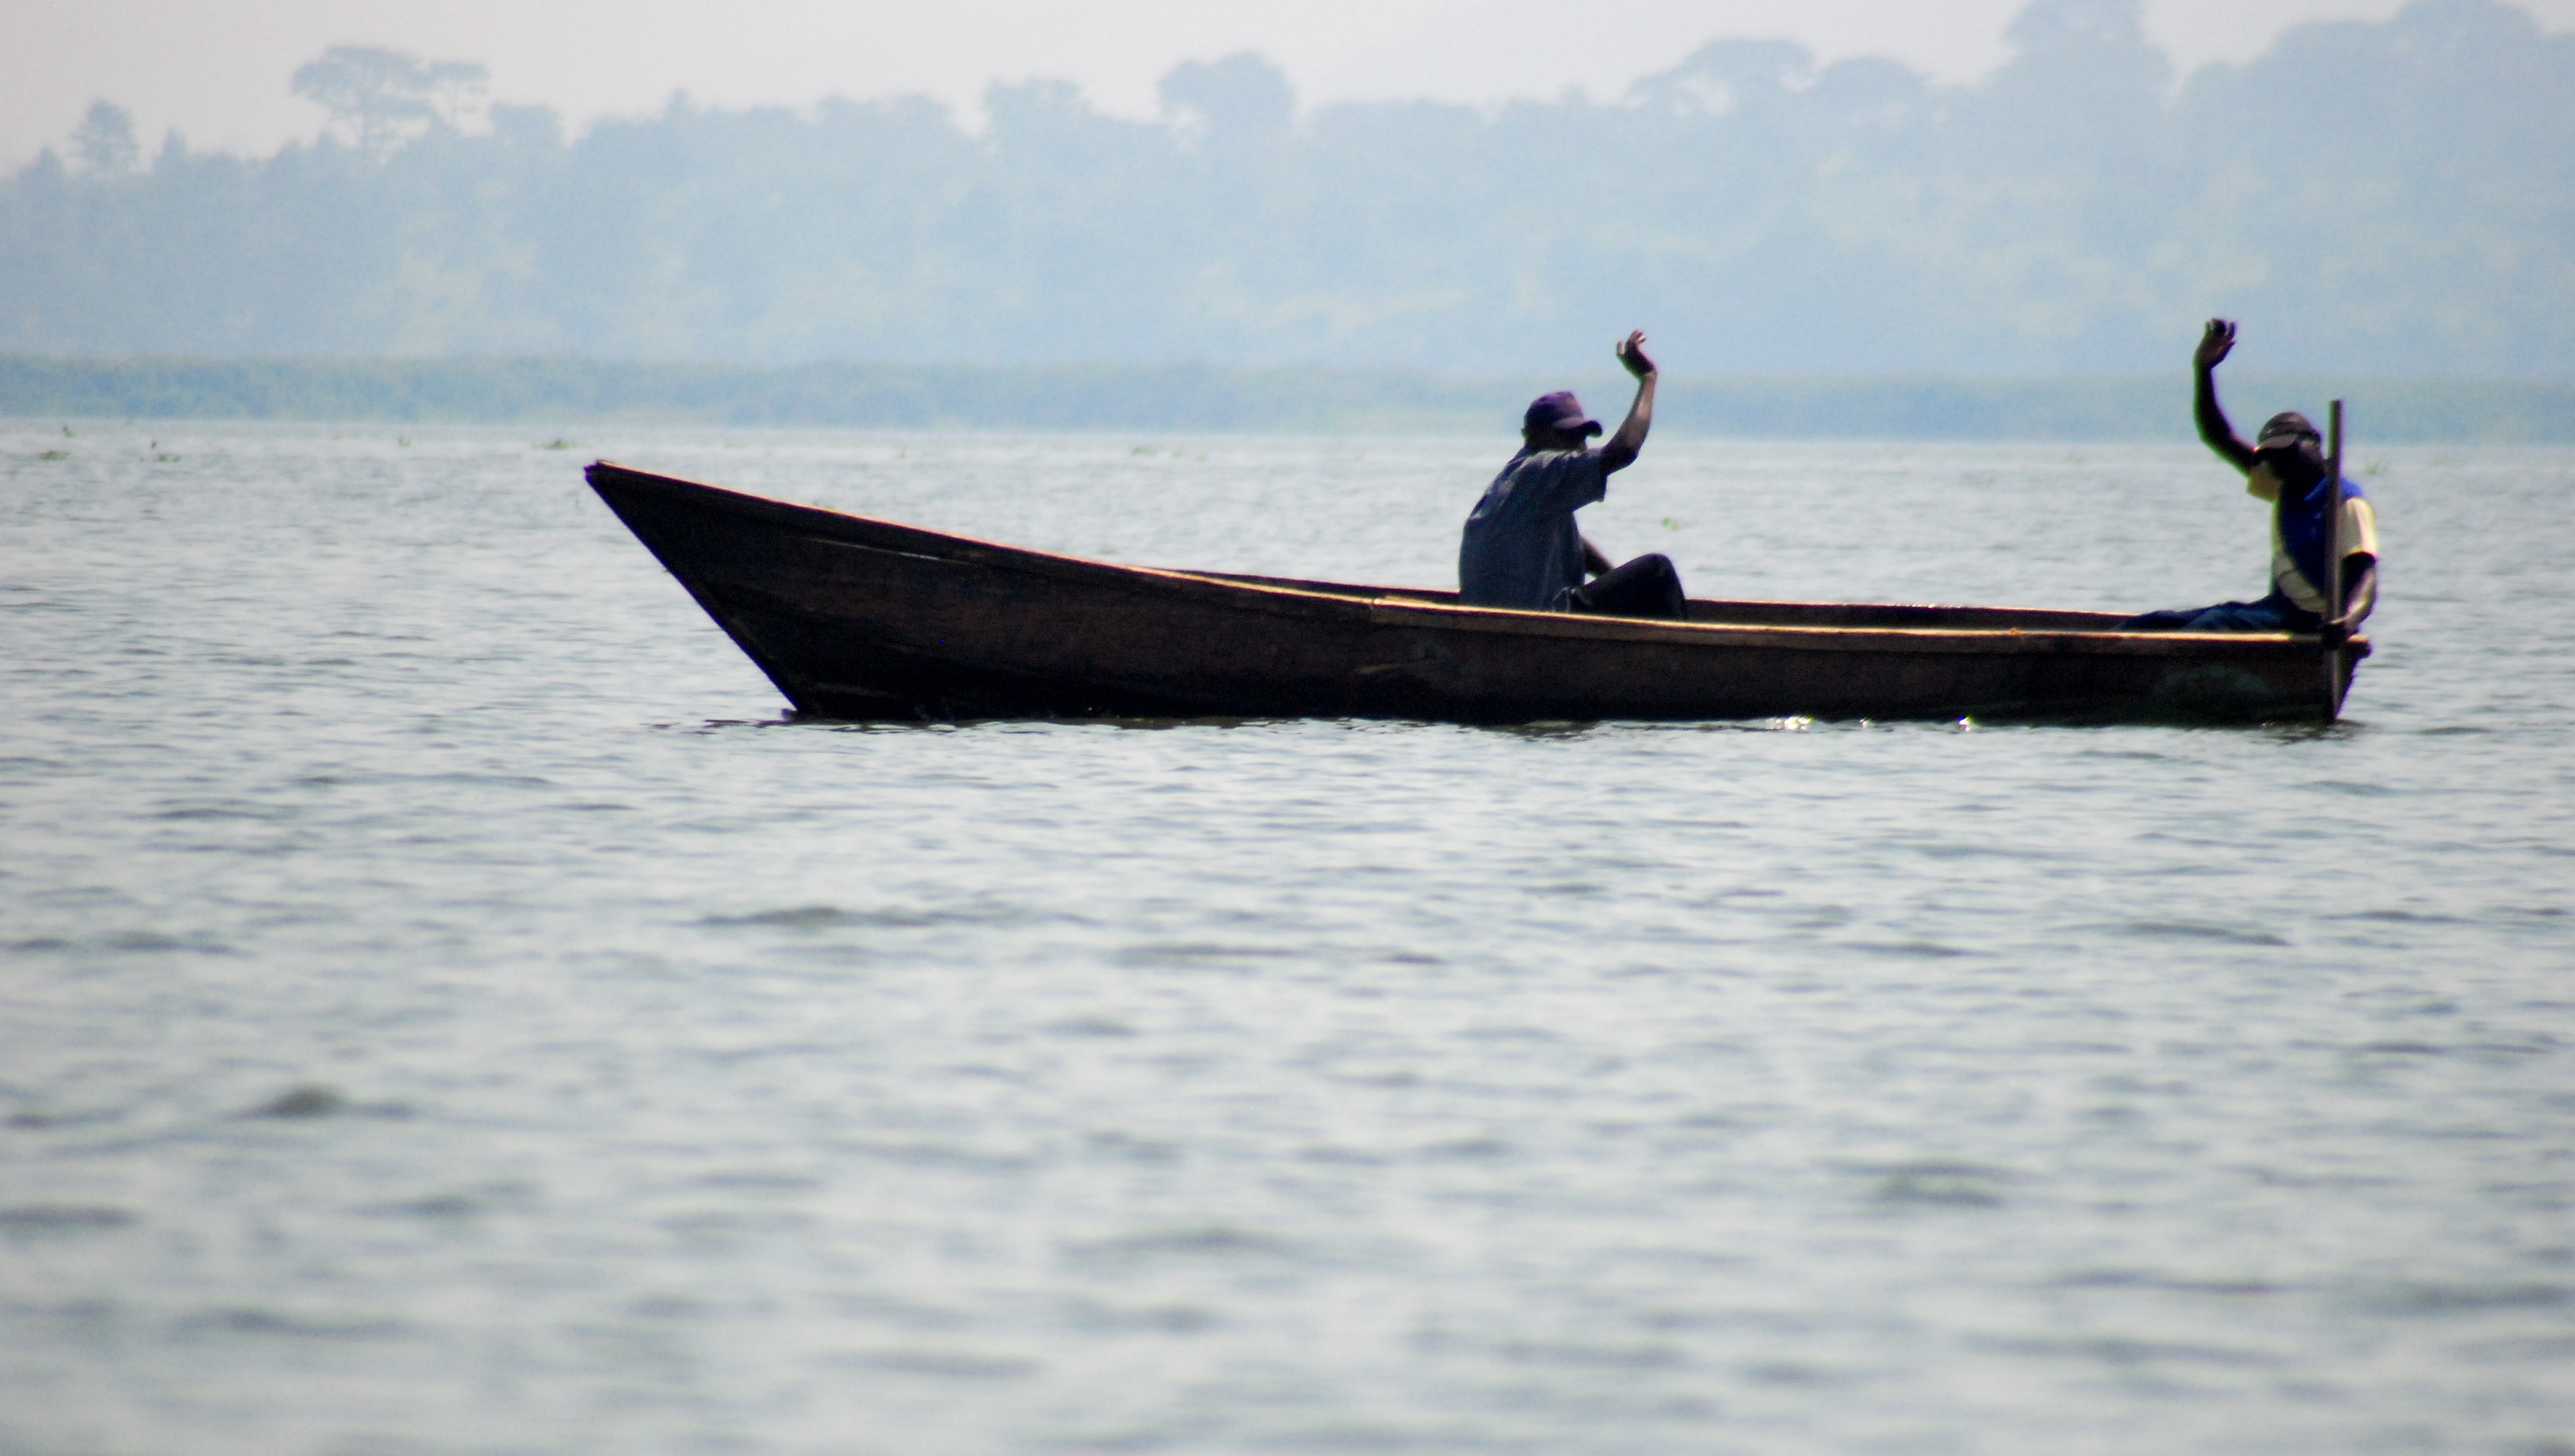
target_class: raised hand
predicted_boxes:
[1616,330,1657,379]
[2194,318,2237,370]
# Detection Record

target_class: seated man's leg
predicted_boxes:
[2119,590,2316,633]
[1568,554,1687,620]
[2115,606,2210,631]
[2184,590,2316,632]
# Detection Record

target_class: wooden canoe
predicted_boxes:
[587,462,2365,725]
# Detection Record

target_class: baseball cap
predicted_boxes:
[1523,391,1602,437]
[2256,411,2319,451]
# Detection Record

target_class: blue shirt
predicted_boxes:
[1458,448,1607,610]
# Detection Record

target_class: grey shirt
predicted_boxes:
[1457,447,1608,610]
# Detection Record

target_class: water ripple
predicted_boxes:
[0,1205,138,1234]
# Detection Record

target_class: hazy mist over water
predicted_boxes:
[7,0,2572,377]
[3,422,2571,1453]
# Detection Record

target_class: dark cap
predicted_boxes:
[2256,411,2319,451]
[1524,391,1601,438]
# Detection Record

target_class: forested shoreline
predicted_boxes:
[5,0,2570,381]
[7,355,2570,439]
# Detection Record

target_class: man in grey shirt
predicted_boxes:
[1457,331,1682,618]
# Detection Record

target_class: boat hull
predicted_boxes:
[588,463,2363,725]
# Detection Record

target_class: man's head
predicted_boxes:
[2254,410,2325,480]
[1522,391,1602,451]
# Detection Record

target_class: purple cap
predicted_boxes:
[1523,391,1602,438]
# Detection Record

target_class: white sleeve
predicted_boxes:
[2341,496,2379,560]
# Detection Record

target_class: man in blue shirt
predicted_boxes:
[2121,319,2380,644]
[1458,330,1685,619]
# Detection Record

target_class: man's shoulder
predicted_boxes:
[1503,446,1604,486]
[1517,445,1598,467]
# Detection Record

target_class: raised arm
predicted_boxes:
[2194,318,2258,474]
[1599,331,1658,474]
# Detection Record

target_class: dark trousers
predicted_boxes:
[1568,554,1687,620]
[2117,588,2318,633]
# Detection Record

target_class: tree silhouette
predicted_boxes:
[291,46,486,156]
[1159,53,1295,146]
[69,101,139,176]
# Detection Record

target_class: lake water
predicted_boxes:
[3,420,2571,1455]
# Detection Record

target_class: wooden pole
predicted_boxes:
[2323,397,2345,723]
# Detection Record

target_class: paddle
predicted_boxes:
[2323,397,2345,722]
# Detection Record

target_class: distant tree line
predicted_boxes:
[3,0,2569,378]
[11,354,2571,439]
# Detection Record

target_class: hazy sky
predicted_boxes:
[12,0,2572,166]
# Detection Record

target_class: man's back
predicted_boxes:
[1457,447,1606,610]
